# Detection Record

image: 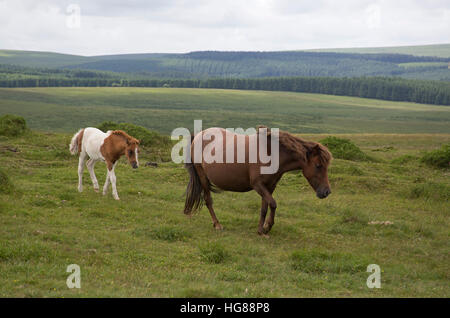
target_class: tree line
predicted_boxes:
[0,75,449,106]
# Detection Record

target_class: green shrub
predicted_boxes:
[97,121,170,148]
[420,144,450,169]
[0,114,28,137]
[320,136,373,162]
[0,169,14,194]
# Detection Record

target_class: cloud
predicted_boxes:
[0,0,448,55]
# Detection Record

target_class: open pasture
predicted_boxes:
[0,129,448,297]
[0,87,450,135]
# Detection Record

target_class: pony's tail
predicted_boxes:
[183,162,204,215]
[69,128,84,155]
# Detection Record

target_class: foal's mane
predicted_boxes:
[257,126,332,166]
[111,130,139,145]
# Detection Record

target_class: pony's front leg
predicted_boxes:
[77,152,87,192]
[102,169,110,196]
[105,162,119,200]
[86,159,99,192]
[252,182,277,234]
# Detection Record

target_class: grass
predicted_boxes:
[0,129,448,297]
[0,87,449,135]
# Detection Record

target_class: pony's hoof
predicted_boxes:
[114,197,120,201]
[94,188,99,193]
[78,187,83,193]
[213,223,223,230]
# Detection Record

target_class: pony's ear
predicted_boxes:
[257,125,271,136]
[306,144,321,158]
[136,139,140,145]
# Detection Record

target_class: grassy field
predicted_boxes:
[1,87,450,135]
[0,130,448,297]
[0,88,449,297]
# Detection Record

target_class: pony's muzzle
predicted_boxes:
[316,188,331,199]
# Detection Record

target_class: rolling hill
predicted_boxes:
[0,44,449,81]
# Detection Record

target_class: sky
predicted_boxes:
[0,0,449,56]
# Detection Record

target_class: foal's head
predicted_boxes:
[125,137,140,169]
[301,143,332,199]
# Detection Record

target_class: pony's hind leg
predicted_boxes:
[196,166,222,230]
[77,152,87,192]
[86,159,99,192]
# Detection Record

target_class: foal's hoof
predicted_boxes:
[213,223,223,230]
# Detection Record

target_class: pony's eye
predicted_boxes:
[315,164,322,169]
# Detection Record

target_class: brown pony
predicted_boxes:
[183,127,332,235]
[70,127,140,200]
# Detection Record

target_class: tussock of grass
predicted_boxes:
[132,226,190,242]
[420,144,450,169]
[391,154,418,165]
[406,182,449,201]
[199,243,230,264]
[289,249,367,274]
[0,114,28,137]
[328,209,369,235]
[320,136,374,162]
[0,168,14,194]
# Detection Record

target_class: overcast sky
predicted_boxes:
[0,0,449,56]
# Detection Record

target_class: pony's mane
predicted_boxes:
[111,130,139,144]
[279,131,332,165]
[257,126,332,165]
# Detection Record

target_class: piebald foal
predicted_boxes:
[70,127,140,200]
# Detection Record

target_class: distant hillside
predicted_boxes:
[0,45,449,81]
[0,49,91,68]
[306,43,450,58]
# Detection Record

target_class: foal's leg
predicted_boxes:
[86,159,99,192]
[196,166,222,230]
[102,168,110,196]
[252,182,277,234]
[109,162,120,200]
[77,151,87,192]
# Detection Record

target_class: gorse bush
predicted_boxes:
[0,114,28,137]
[320,136,373,162]
[97,121,171,148]
[420,144,450,169]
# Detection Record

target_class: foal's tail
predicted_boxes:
[69,128,85,155]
